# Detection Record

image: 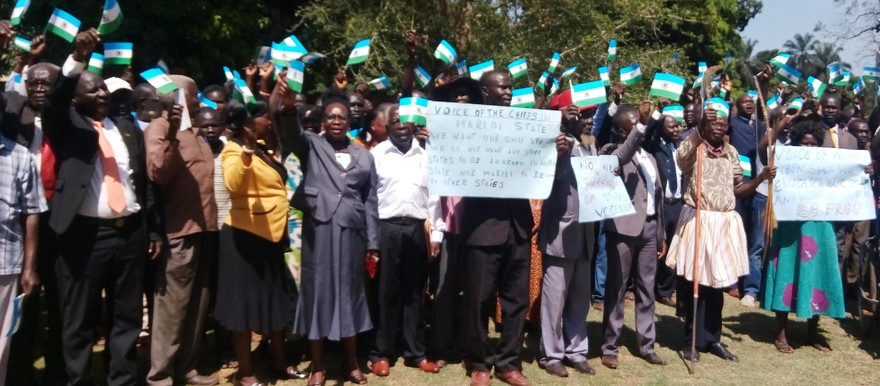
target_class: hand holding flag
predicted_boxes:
[347,39,371,66]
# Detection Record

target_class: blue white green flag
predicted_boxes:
[853,77,867,96]
[862,66,880,82]
[456,60,468,76]
[548,52,560,73]
[97,0,123,35]
[157,59,169,74]
[649,73,685,99]
[549,78,560,95]
[510,87,535,108]
[255,46,271,66]
[271,42,304,66]
[807,76,827,99]
[537,71,549,91]
[103,42,133,65]
[508,57,528,79]
[827,62,844,83]
[368,76,391,90]
[788,98,803,112]
[281,35,308,55]
[140,68,178,94]
[414,65,432,88]
[747,90,758,102]
[770,53,790,67]
[233,78,257,105]
[620,63,641,85]
[767,95,779,110]
[774,64,802,84]
[833,71,850,86]
[198,93,217,109]
[698,61,707,74]
[469,60,494,81]
[399,97,429,125]
[46,8,80,43]
[607,39,617,62]
[598,66,610,86]
[10,0,30,26]
[706,97,729,117]
[286,60,305,92]
[346,39,370,66]
[560,66,577,79]
[300,52,326,64]
[434,40,456,65]
[223,66,234,82]
[571,80,607,107]
[13,37,30,52]
[663,105,684,122]
[692,72,704,89]
[87,53,104,74]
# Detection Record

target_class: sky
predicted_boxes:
[741,0,875,71]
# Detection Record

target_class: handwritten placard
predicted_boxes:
[570,155,636,222]
[426,101,560,199]
[772,146,874,221]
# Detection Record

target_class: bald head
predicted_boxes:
[25,63,60,111]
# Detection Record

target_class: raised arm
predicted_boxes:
[43,29,99,136]
[274,79,308,159]
[400,30,417,98]
[145,106,185,186]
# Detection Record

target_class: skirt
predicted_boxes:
[665,205,749,288]
[293,217,373,341]
[761,221,845,319]
[214,225,295,334]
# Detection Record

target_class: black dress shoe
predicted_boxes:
[657,297,676,307]
[707,342,739,362]
[544,361,569,378]
[682,347,700,362]
[565,360,596,375]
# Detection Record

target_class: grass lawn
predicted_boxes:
[31,295,880,385]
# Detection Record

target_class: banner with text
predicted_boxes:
[570,155,636,222]
[772,146,874,221]
[426,101,561,199]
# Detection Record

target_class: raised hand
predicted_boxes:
[73,28,100,62]
[29,34,47,60]
[334,68,349,90]
[404,29,418,56]
[0,20,14,50]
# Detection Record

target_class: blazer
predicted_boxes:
[221,140,289,243]
[41,68,158,238]
[0,91,37,148]
[600,127,665,241]
[279,110,380,251]
[647,134,680,196]
[537,136,597,259]
[822,124,858,150]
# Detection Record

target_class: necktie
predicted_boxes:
[666,142,678,195]
[94,120,126,213]
[829,128,839,148]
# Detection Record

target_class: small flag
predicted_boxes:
[853,77,867,96]
[598,66,610,86]
[788,98,803,112]
[368,76,391,90]
[607,39,617,62]
[692,72,704,89]
[13,37,30,52]
[140,68,178,94]
[620,63,642,85]
[223,66,234,82]
[346,39,371,66]
[738,154,752,177]
[156,59,169,74]
[469,60,494,81]
[233,70,242,80]
[87,53,104,74]
[560,66,577,79]
[669,53,680,65]
[46,8,81,43]
[747,90,758,102]
[571,80,607,107]
[549,78,560,95]
[827,62,844,83]
[663,105,684,122]
[300,52,326,64]
[767,95,779,110]
[834,71,851,86]
[399,97,429,125]
[862,66,880,82]
[508,57,528,79]
[548,52,560,73]
[10,0,30,26]
[774,64,802,84]
[456,60,468,76]
[510,87,536,108]
[770,53,790,68]
[6,294,24,337]
[706,97,729,118]
[97,0,123,35]
[536,72,550,91]
[286,60,305,92]
[434,39,457,65]
[255,46,271,66]
[649,73,685,100]
[807,76,827,99]
[198,93,217,109]
[103,42,133,65]
[271,42,304,66]
[698,61,707,74]
[233,78,257,105]
[281,35,308,54]
[414,65,432,88]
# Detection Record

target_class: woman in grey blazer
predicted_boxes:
[278,85,379,386]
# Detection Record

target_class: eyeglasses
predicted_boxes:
[323,114,349,122]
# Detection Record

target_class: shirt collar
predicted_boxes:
[382,140,423,156]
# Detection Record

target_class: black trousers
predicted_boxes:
[370,218,429,364]
[429,233,464,360]
[55,214,147,386]
[463,227,530,373]
[677,279,724,349]
[656,199,682,298]
[7,214,66,386]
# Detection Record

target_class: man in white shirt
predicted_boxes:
[368,104,444,377]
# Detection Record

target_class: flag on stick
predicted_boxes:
[508,57,528,79]
[649,73,685,100]
[548,52,560,73]
[414,65,432,88]
[87,53,104,74]
[103,42,133,65]
[434,40,457,65]
[97,0,123,35]
[10,0,31,26]
[620,63,642,85]
[571,80,607,107]
[368,76,391,90]
[346,39,371,66]
[510,87,536,108]
[399,97,429,125]
[469,60,494,81]
[140,68,178,94]
[46,8,80,43]
[607,39,617,62]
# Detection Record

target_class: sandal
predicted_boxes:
[774,340,794,354]
[809,337,832,352]
[346,370,368,385]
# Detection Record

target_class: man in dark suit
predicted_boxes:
[461,70,533,386]
[599,104,666,369]
[42,29,161,386]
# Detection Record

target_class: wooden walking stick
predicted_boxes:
[753,76,778,263]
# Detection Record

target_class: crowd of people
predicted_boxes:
[0,20,877,386]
